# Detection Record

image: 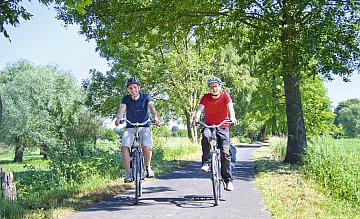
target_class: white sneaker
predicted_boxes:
[146,167,154,178]
[124,172,132,183]
[225,181,234,191]
[201,164,210,172]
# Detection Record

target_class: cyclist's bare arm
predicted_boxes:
[115,103,126,126]
[148,101,161,125]
[227,102,237,125]
[192,104,205,127]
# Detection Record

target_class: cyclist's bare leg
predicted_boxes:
[121,146,131,173]
[142,146,152,168]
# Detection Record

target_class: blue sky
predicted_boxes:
[1,2,359,108]
[0,2,109,84]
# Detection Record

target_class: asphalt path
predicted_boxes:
[62,145,272,219]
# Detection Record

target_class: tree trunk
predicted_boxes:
[40,144,49,160]
[13,137,24,162]
[283,73,307,164]
[185,109,198,142]
[281,10,307,164]
[271,75,277,135]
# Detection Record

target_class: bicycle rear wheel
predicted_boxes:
[211,151,221,206]
[134,151,141,205]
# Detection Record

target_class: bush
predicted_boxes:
[98,128,117,142]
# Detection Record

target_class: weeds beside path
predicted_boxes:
[253,137,360,219]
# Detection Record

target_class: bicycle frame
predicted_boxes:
[125,119,151,205]
[198,119,231,206]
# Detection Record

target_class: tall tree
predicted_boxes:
[83,39,257,141]
[335,98,360,138]
[0,60,92,161]
[336,103,360,138]
[58,1,360,163]
[334,98,360,125]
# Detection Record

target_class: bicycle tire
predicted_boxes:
[138,155,145,197]
[134,151,141,205]
[211,151,220,206]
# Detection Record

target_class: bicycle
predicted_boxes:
[121,118,152,205]
[197,119,231,206]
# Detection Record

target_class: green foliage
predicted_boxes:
[335,99,360,138]
[301,76,336,137]
[159,126,172,138]
[0,60,102,161]
[302,138,360,203]
[0,60,60,148]
[268,137,287,161]
[98,127,117,142]
[56,0,360,164]
[48,143,122,183]
[177,129,187,137]
[337,103,360,138]
[254,139,359,219]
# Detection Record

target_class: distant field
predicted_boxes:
[0,148,47,173]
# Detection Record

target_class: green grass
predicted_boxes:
[0,137,201,218]
[253,137,360,219]
[303,137,360,204]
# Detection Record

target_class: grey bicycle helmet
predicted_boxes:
[125,76,140,87]
[207,77,222,85]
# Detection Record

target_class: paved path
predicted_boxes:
[62,145,271,219]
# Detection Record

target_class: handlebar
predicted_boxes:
[119,118,153,127]
[197,119,232,128]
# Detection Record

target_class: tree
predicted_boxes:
[0,60,90,161]
[300,75,336,137]
[334,98,360,125]
[335,99,360,138]
[58,1,360,164]
[82,40,257,141]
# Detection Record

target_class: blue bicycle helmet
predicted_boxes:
[207,77,222,85]
[125,76,140,87]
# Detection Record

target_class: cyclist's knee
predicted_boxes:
[121,146,130,152]
[202,128,211,138]
[142,146,152,151]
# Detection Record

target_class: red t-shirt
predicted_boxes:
[199,91,232,129]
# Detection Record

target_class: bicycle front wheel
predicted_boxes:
[138,155,145,197]
[211,151,221,206]
[134,151,141,205]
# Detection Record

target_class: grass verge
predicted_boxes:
[0,137,201,219]
[253,137,359,219]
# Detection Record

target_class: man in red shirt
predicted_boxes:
[192,77,237,191]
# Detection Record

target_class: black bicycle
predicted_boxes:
[198,119,231,206]
[124,119,152,205]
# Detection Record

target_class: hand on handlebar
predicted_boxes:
[115,118,125,126]
[153,118,161,126]
[191,119,199,128]
[230,117,238,125]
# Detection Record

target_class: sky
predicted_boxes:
[1,2,360,109]
[0,2,110,84]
